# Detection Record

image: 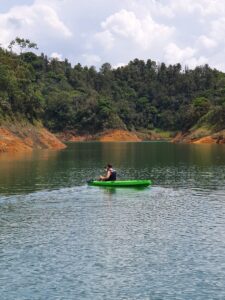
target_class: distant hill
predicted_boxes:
[0,40,225,138]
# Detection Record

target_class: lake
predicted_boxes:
[1,142,225,300]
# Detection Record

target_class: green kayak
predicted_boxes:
[88,179,152,187]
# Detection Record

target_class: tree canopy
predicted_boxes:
[0,40,225,133]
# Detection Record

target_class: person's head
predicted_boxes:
[107,164,112,170]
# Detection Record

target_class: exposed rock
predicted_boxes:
[192,136,216,144]
[172,129,225,144]
[0,124,66,153]
[97,130,141,142]
[0,128,31,153]
[57,128,225,144]
[57,129,169,142]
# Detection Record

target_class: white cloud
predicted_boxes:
[164,43,207,68]
[50,52,63,60]
[112,62,126,69]
[164,0,225,18]
[98,9,174,51]
[1,0,225,70]
[164,43,194,63]
[82,53,101,66]
[94,30,114,50]
[197,35,217,49]
[38,5,72,37]
[186,56,208,68]
[210,17,225,42]
[169,0,204,16]
[0,2,72,48]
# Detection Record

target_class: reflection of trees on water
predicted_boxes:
[0,142,225,195]
[0,150,61,195]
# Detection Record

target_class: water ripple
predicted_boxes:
[1,142,225,299]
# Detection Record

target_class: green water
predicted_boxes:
[1,142,225,299]
[0,142,225,194]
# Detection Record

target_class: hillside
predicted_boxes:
[0,121,65,153]
[0,39,225,147]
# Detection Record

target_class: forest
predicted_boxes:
[0,38,225,134]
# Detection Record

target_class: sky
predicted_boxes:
[0,0,225,70]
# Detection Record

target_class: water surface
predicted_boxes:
[0,142,225,299]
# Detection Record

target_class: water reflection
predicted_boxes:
[0,142,225,195]
[0,150,63,194]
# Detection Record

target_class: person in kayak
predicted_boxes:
[100,164,117,181]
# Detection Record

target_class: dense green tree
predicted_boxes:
[0,39,225,133]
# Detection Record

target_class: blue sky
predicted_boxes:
[0,0,225,70]
[0,0,33,13]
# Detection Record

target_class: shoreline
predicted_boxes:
[172,129,225,144]
[56,129,171,143]
[56,129,225,144]
[1,126,225,155]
